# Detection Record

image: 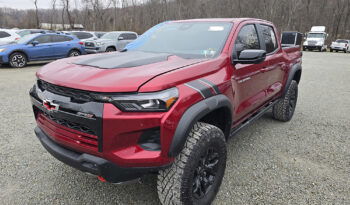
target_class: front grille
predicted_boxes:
[38,80,93,102]
[308,41,317,45]
[85,42,95,47]
[42,111,95,135]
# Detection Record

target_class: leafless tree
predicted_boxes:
[32,0,40,28]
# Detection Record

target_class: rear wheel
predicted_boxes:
[9,52,27,68]
[272,80,298,122]
[68,50,81,57]
[330,49,333,52]
[106,47,116,52]
[157,122,227,205]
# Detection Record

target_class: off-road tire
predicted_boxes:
[106,47,116,52]
[9,52,27,68]
[272,80,298,122]
[157,122,227,205]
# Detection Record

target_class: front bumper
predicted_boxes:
[85,47,103,54]
[35,126,169,183]
[330,47,346,51]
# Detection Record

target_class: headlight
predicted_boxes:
[0,48,6,52]
[91,88,179,112]
[303,41,308,46]
[317,41,323,46]
[96,42,104,46]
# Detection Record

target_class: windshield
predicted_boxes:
[126,22,232,59]
[16,34,38,44]
[101,33,116,40]
[336,39,348,43]
[307,33,325,38]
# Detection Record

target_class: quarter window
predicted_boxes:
[120,33,137,40]
[52,35,72,42]
[260,25,278,53]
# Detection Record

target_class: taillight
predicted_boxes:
[79,42,84,45]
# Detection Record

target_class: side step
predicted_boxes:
[230,100,278,138]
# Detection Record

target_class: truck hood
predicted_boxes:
[36,51,206,92]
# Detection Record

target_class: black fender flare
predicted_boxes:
[283,63,302,96]
[168,94,233,157]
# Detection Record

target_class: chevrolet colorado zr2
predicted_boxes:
[30,18,302,205]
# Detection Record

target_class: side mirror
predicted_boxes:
[118,36,124,41]
[233,50,266,64]
[31,41,39,46]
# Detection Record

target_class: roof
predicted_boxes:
[171,18,271,23]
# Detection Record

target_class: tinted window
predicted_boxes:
[101,33,118,40]
[120,33,137,40]
[235,24,260,54]
[260,25,278,53]
[336,39,348,43]
[34,35,51,44]
[0,31,11,38]
[72,32,93,39]
[52,35,73,42]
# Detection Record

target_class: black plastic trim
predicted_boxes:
[284,63,302,96]
[35,127,170,183]
[168,95,232,157]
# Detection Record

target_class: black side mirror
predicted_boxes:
[31,41,39,46]
[233,49,266,64]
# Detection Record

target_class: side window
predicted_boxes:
[234,24,260,55]
[0,31,11,38]
[119,33,137,40]
[260,25,278,53]
[51,35,72,42]
[35,35,51,44]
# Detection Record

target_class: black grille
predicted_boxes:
[42,111,95,135]
[85,42,95,47]
[38,80,93,102]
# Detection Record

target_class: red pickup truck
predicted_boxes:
[30,18,302,204]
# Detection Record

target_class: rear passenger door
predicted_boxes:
[51,35,74,58]
[258,24,285,99]
[117,33,137,50]
[231,23,270,120]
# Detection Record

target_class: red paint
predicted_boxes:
[35,18,302,169]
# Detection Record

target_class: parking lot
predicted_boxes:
[0,52,349,204]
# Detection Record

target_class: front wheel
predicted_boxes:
[272,80,298,122]
[9,52,27,68]
[105,47,116,52]
[157,122,227,205]
[68,50,81,57]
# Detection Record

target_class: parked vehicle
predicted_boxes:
[303,26,328,51]
[17,29,53,37]
[84,31,138,53]
[30,18,302,204]
[0,33,85,68]
[70,31,98,41]
[94,32,107,38]
[0,29,21,46]
[330,39,350,53]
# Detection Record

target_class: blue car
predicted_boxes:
[0,33,85,68]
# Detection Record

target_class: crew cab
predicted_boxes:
[30,18,302,205]
[330,39,350,53]
[84,31,138,53]
[0,33,85,68]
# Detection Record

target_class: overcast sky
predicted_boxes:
[0,0,51,10]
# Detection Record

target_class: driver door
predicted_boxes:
[26,35,54,60]
[230,23,269,121]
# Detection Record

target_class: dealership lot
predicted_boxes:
[0,52,349,204]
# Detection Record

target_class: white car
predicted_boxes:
[330,39,350,53]
[0,29,21,46]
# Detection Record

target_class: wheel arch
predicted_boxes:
[283,63,302,96]
[9,50,29,62]
[106,45,116,51]
[168,94,233,157]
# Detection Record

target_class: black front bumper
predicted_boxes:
[35,127,168,183]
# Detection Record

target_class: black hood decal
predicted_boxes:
[74,51,171,69]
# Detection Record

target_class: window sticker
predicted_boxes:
[208,26,224,31]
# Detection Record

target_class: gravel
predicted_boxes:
[0,52,349,204]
